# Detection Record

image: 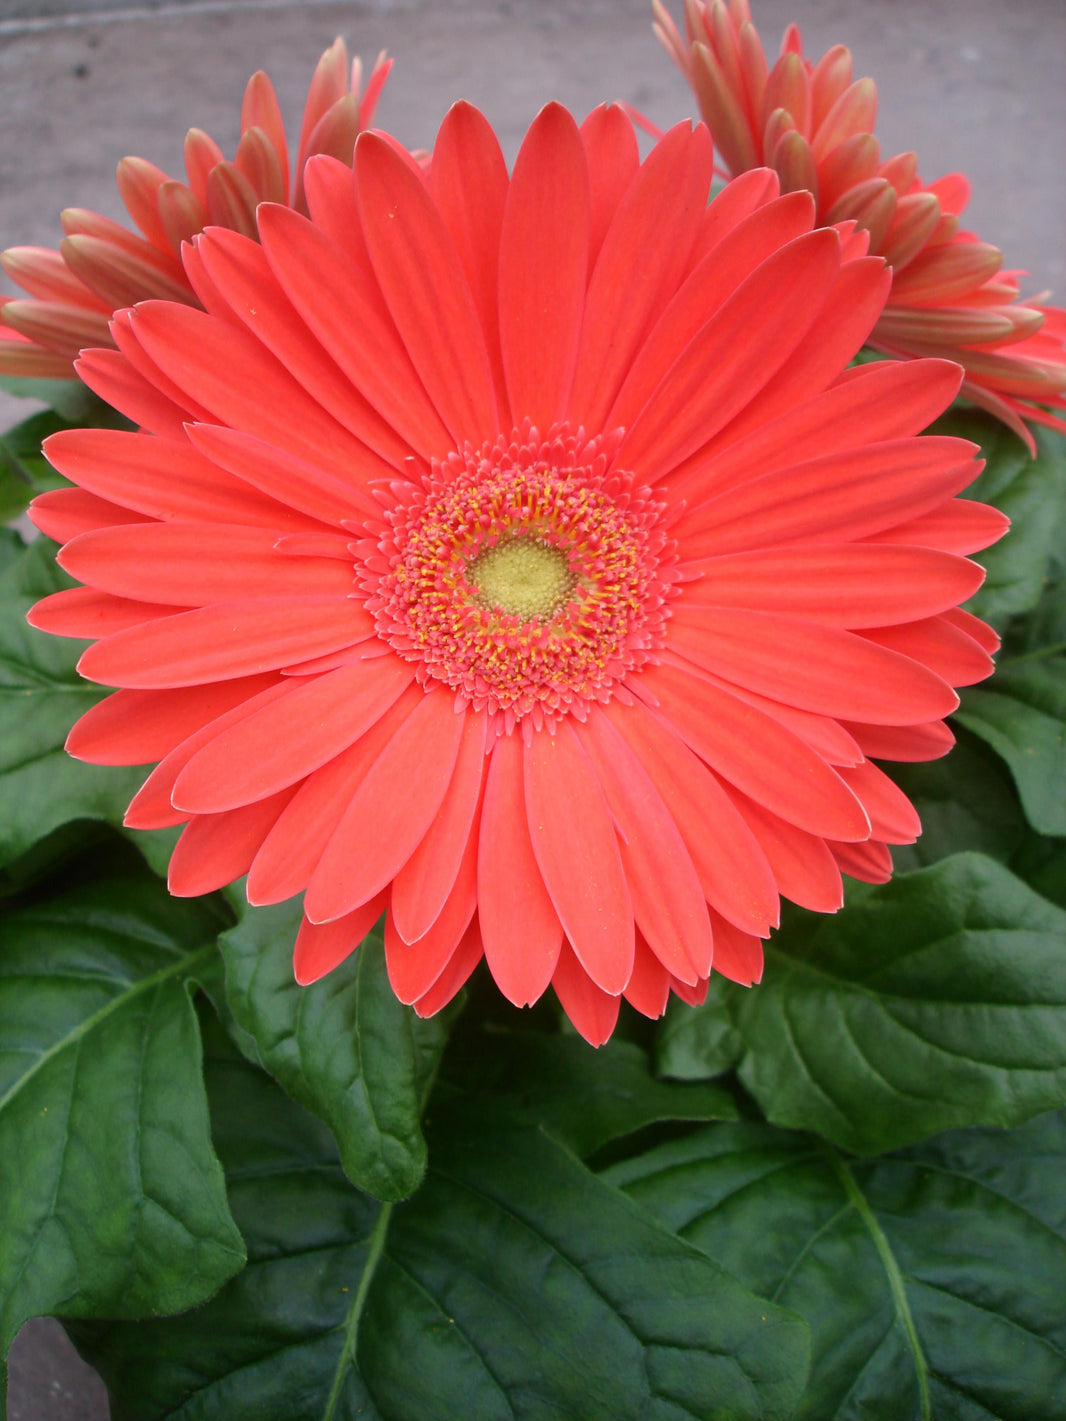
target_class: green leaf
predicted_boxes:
[0,528,24,576]
[0,864,244,1356]
[674,855,1066,1153]
[441,1027,737,1156]
[0,374,123,424]
[889,727,1027,871]
[933,408,1066,623]
[957,657,1066,835]
[607,1111,1066,1421]
[0,537,148,865]
[220,898,454,1203]
[656,980,745,1081]
[0,399,134,519]
[73,1027,810,1421]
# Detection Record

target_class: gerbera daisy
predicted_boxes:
[0,39,390,381]
[27,101,1005,1044]
[653,0,1066,450]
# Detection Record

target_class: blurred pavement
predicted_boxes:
[2,0,1064,1414]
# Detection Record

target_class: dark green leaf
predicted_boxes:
[74,1027,810,1421]
[0,399,134,519]
[957,657,1066,835]
[1009,830,1066,911]
[118,824,182,881]
[220,899,454,1202]
[0,537,148,865]
[441,1027,737,1156]
[607,1111,1066,1421]
[656,979,744,1081]
[890,728,1027,871]
[933,408,1066,623]
[670,855,1066,1153]
[0,866,244,1355]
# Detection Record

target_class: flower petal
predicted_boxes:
[477,731,563,1007]
[602,697,779,936]
[637,660,869,841]
[58,522,354,606]
[355,130,499,446]
[569,122,713,432]
[257,198,451,459]
[386,804,481,1005]
[293,895,387,986]
[168,787,298,896]
[576,709,711,982]
[246,684,423,904]
[523,719,634,995]
[678,544,984,627]
[552,942,620,1047]
[172,656,415,813]
[391,710,488,944]
[428,101,511,424]
[66,676,280,766]
[411,920,484,1018]
[667,605,959,724]
[304,690,466,923]
[498,102,590,431]
[77,596,375,689]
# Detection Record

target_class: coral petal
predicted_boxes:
[524,720,634,995]
[552,942,620,1047]
[304,690,465,922]
[293,895,386,986]
[478,732,563,1007]
[499,103,590,430]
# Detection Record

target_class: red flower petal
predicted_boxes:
[603,697,779,937]
[246,684,423,904]
[498,102,590,431]
[78,596,374,689]
[667,605,958,724]
[576,709,711,983]
[356,130,499,446]
[524,719,634,995]
[552,942,620,1047]
[168,787,298,897]
[304,689,466,923]
[477,732,563,1007]
[569,122,713,432]
[638,660,869,841]
[172,655,414,813]
[293,894,387,986]
[391,710,488,944]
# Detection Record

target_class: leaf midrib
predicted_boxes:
[825,1147,931,1421]
[0,941,215,1116]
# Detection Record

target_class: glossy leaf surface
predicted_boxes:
[221,900,454,1202]
[0,861,243,1355]
[608,1111,1066,1421]
[958,657,1066,835]
[73,1024,811,1421]
[657,855,1066,1152]
[0,537,146,866]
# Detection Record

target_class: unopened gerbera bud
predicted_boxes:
[654,0,1066,447]
[0,43,392,383]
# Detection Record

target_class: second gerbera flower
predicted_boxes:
[29,102,1004,1042]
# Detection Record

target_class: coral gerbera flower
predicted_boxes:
[0,40,390,382]
[653,0,1066,450]
[27,101,1005,1044]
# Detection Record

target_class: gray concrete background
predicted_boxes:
[2,0,1064,1415]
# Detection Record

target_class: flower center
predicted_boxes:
[358,423,677,732]
[468,536,574,619]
